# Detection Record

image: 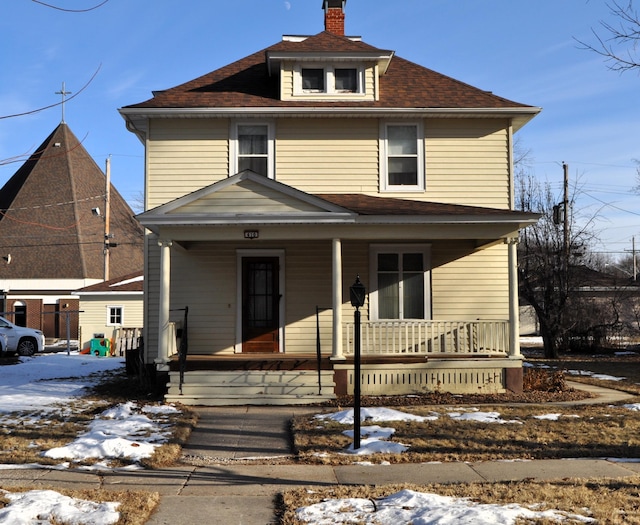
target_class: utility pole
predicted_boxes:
[562,162,569,266]
[104,156,111,281]
[633,237,637,281]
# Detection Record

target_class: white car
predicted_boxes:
[0,332,8,356]
[0,317,45,356]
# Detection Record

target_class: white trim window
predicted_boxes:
[369,245,431,320]
[230,121,275,178]
[107,305,124,326]
[380,122,425,192]
[295,64,364,96]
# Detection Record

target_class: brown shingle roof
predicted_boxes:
[76,271,143,293]
[124,31,533,111]
[315,193,538,218]
[0,123,144,281]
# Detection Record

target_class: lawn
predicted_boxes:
[282,349,640,524]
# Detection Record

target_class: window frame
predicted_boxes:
[380,121,425,192]
[106,305,124,327]
[294,64,364,96]
[230,120,275,179]
[369,244,431,321]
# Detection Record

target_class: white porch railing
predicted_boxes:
[344,320,510,356]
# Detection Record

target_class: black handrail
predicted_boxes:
[315,306,331,395]
[171,307,189,395]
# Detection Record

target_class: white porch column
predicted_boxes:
[331,238,345,360]
[506,237,521,357]
[156,239,173,370]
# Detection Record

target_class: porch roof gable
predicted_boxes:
[137,174,539,233]
[137,170,357,231]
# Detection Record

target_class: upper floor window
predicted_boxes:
[230,122,275,178]
[296,65,363,96]
[380,122,425,192]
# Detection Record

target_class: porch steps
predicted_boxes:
[165,370,336,406]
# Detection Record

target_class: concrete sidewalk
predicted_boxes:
[2,453,640,524]
[2,382,638,524]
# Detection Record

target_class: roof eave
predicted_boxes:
[119,106,541,134]
[138,213,539,230]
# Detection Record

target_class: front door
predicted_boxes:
[242,257,280,353]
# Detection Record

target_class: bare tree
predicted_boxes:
[578,1,640,72]
[516,172,602,358]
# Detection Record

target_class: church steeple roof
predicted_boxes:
[0,123,143,280]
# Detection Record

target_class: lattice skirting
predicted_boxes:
[334,360,518,395]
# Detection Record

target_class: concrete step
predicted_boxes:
[165,393,335,406]
[169,370,333,385]
[166,383,334,396]
[165,369,336,406]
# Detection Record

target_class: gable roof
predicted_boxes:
[137,171,539,234]
[137,170,356,230]
[120,31,540,130]
[75,271,144,294]
[0,123,144,281]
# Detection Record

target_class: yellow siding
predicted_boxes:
[284,241,334,354]
[147,119,228,208]
[432,243,509,319]
[78,296,143,350]
[145,117,511,210]
[277,119,380,193]
[169,243,237,355]
[280,64,294,100]
[425,119,510,208]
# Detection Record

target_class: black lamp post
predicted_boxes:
[349,275,365,450]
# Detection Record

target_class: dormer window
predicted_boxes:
[302,68,325,92]
[295,64,364,96]
[335,68,357,92]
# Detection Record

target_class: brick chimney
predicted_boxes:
[323,0,346,36]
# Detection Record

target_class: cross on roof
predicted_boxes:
[55,82,72,123]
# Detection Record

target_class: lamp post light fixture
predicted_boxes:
[349,275,365,450]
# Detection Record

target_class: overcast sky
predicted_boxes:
[1,0,638,258]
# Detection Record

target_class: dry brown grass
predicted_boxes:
[0,400,113,466]
[293,401,640,464]
[279,477,640,524]
[0,364,198,470]
[529,350,640,396]
[0,485,160,525]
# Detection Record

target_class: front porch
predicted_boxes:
[164,319,522,406]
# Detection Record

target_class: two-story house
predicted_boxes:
[120,0,540,405]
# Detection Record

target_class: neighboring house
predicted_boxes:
[521,265,640,343]
[119,1,540,405]
[74,271,144,352]
[0,122,144,341]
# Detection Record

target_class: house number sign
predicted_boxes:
[244,230,259,239]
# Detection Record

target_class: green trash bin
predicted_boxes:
[90,338,111,357]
